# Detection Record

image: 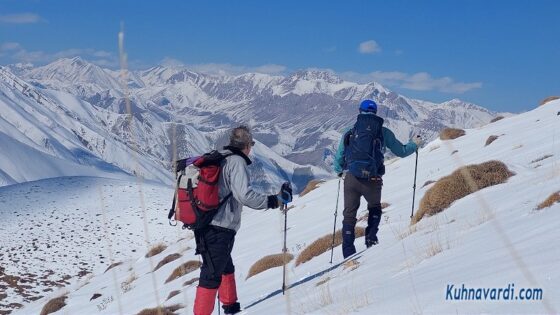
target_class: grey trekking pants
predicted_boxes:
[342,173,383,227]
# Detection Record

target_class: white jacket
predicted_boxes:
[210,146,275,232]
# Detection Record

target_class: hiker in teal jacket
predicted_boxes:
[333,126,418,174]
[333,99,422,258]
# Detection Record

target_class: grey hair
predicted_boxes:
[229,125,253,149]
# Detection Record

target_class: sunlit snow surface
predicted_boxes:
[5,101,559,314]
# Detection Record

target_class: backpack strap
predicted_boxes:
[343,129,353,147]
[167,174,182,226]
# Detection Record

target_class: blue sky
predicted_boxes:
[1,0,559,112]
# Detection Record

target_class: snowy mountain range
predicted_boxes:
[2,57,499,192]
[5,99,559,315]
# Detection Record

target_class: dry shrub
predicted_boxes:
[300,180,325,197]
[490,116,505,123]
[40,295,67,315]
[146,243,167,258]
[316,276,331,286]
[485,135,499,146]
[121,272,137,293]
[295,227,365,266]
[183,277,199,287]
[246,253,294,279]
[357,203,389,221]
[536,192,560,210]
[166,290,181,301]
[412,161,514,224]
[165,261,201,284]
[105,261,122,273]
[154,253,182,271]
[357,212,368,222]
[531,154,553,164]
[426,239,444,258]
[540,96,560,106]
[439,128,465,140]
[136,304,183,315]
[397,224,418,240]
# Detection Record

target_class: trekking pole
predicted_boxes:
[217,295,221,315]
[410,150,419,219]
[282,203,288,295]
[329,178,342,264]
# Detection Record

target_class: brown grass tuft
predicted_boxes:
[246,253,294,279]
[146,243,167,258]
[154,253,182,271]
[490,116,504,123]
[485,135,499,146]
[439,128,465,140]
[104,261,123,273]
[183,277,199,287]
[540,96,560,106]
[381,202,390,209]
[40,295,67,315]
[536,192,560,210]
[136,304,183,315]
[412,161,514,224]
[316,276,331,286]
[295,227,365,266]
[300,180,325,197]
[165,261,201,284]
[166,290,181,301]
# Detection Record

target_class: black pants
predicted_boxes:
[196,225,236,289]
[342,173,383,238]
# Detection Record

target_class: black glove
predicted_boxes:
[337,172,343,178]
[279,182,293,204]
[267,195,279,209]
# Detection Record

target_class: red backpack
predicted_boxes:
[168,151,232,230]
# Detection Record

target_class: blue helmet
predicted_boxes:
[359,99,377,113]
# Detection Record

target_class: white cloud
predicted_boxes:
[160,57,287,76]
[0,13,42,24]
[0,42,118,68]
[160,57,186,68]
[358,40,381,54]
[340,70,482,94]
[0,42,22,51]
[253,64,286,74]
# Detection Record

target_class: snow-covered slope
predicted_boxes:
[0,66,326,192]
[0,66,172,185]
[16,58,501,169]
[7,100,559,314]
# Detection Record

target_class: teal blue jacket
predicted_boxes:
[333,125,417,174]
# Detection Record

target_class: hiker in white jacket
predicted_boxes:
[194,125,292,315]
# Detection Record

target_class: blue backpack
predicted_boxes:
[344,114,385,179]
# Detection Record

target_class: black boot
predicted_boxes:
[222,302,241,314]
[365,206,381,247]
[342,223,356,258]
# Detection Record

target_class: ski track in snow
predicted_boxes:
[3,101,560,314]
